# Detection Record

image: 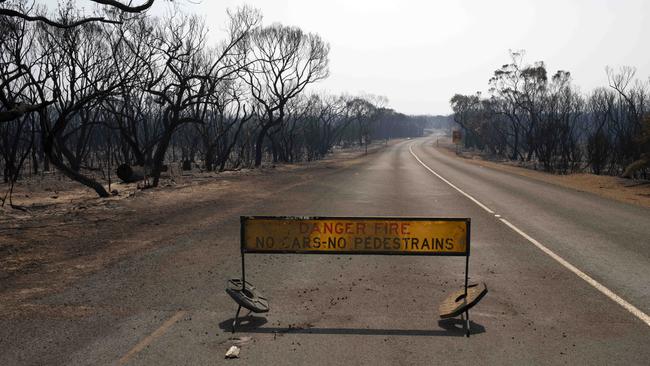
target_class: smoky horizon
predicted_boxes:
[32,0,650,116]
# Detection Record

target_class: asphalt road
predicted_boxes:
[2,137,649,365]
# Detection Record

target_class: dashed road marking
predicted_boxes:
[118,310,187,365]
[409,142,650,327]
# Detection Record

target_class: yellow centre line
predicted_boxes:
[118,310,187,365]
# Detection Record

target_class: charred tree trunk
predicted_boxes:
[41,113,109,198]
[254,124,272,167]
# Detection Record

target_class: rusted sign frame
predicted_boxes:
[233,216,473,336]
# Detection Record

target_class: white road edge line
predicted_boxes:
[408,142,650,327]
[408,144,495,214]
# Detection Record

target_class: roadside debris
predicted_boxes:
[225,345,240,359]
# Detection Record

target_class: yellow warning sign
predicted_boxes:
[242,217,469,256]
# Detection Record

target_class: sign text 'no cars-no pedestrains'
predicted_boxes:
[242,217,469,256]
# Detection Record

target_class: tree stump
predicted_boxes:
[116,164,145,183]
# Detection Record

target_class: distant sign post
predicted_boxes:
[227,216,484,337]
[452,130,462,144]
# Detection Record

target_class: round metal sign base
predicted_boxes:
[226,279,270,313]
[439,282,488,319]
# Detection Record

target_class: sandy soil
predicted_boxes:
[436,137,650,208]
[0,142,391,316]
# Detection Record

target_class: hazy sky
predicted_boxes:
[40,0,650,115]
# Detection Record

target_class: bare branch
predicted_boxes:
[0,7,121,28]
[91,0,155,13]
[0,0,160,28]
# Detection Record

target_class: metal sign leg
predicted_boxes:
[464,255,470,337]
[232,252,247,334]
[241,252,246,288]
[232,305,242,333]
